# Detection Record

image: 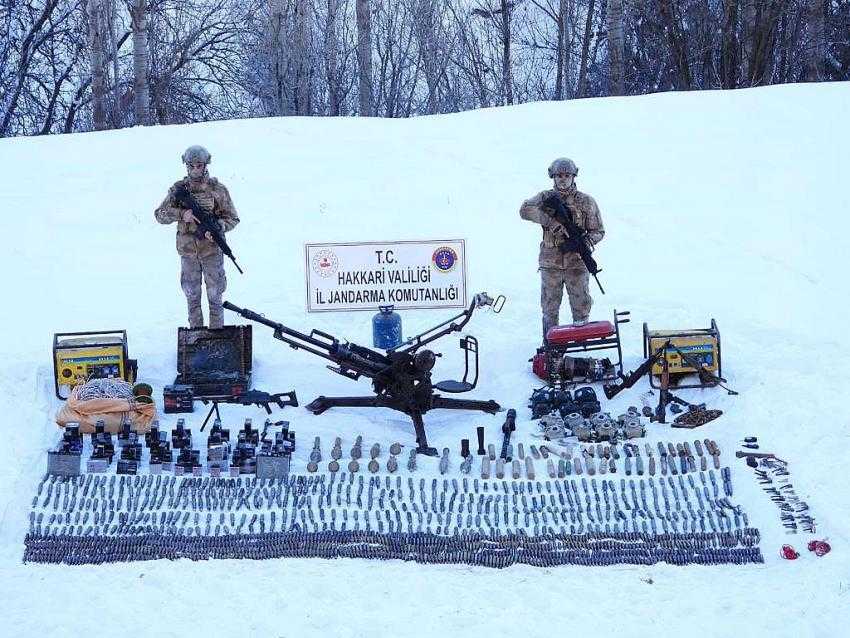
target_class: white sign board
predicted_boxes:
[305,239,467,312]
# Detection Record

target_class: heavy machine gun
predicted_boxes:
[223,293,505,455]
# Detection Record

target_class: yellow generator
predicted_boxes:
[643,320,722,389]
[53,330,137,398]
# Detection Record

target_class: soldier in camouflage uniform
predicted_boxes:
[520,157,605,341]
[155,145,240,329]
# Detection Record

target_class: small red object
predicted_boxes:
[781,544,799,560]
[532,351,548,381]
[807,540,831,557]
[545,321,615,345]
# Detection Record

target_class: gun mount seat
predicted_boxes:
[434,380,474,393]
[434,335,479,394]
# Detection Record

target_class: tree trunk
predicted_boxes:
[324,0,341,115]
[417,0,440,114]
[747,1,782,86]
[500,0,513,104]
[803,0,826,80]
[107,0,121,126]
[698,0,715,88]
[720,0,739,89]
[606,0,624,95]
[576,0,595,98]
[130,0,151,125]
[555,0,572,99]
[269,0,288,115]
[742,0,759,84]
[87,0,107,130]
[658,0,692,90]
[294,0,310,115]
[356,0,372,116]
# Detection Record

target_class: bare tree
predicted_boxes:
[145,0,245,124]
[322,0,343,114]
[106,0,122,125]
[448,1,491,108]
[575,0,596,97]
[556,0,573,99]
[87,0,108,130]
[530,0,575,100]
[470,1,516,105]
[267,0,289,115]
[373,0,418,116]
[1,0,847,138]
[746,1,783,86]
[803,0,826,80]
[719,0,739,88]
[658,0,691,90]
[414,0,441,112]
[1,0,69,136]
[294,0,312,114]
[500,0,513,103]
[356,0,372,114]
[128,0,151,124]
[606,0,624,95]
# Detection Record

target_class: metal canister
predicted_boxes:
[372,305,402,349]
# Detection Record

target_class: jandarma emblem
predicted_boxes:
[312,249,339,277]
[432,246,458,273]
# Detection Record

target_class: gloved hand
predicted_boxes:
[549,221,567,236]
[559,237,582,252]
[173,185,193,207]
[542,194,561,209]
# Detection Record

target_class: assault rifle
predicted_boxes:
[199,390,298,431]
[543,194,605,293]
[668,344,739,396]
[224,293,505,455]
[174,185,244,274]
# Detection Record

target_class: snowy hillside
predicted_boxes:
[0,82,848,637]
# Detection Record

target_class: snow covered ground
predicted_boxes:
[0,82,848,637]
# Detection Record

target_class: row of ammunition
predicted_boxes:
[23,529,764,567]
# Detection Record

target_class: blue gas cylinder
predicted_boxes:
[372,305,402,349]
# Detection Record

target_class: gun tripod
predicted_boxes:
[223,294,505,456]
[306,394,501,456]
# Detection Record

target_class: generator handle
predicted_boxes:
[53,329,128,339]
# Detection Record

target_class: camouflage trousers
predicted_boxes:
[540,266,591,340]
[180,252,227,329]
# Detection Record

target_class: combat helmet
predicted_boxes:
[548,157,578,178]
[182,145,212,165]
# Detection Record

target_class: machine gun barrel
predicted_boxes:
[603,340,671,400]
[222,301,390,378]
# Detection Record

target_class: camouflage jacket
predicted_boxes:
[154,176,240,257]
[519,184,605,269]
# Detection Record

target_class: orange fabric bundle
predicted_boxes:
[55,385,156,433]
